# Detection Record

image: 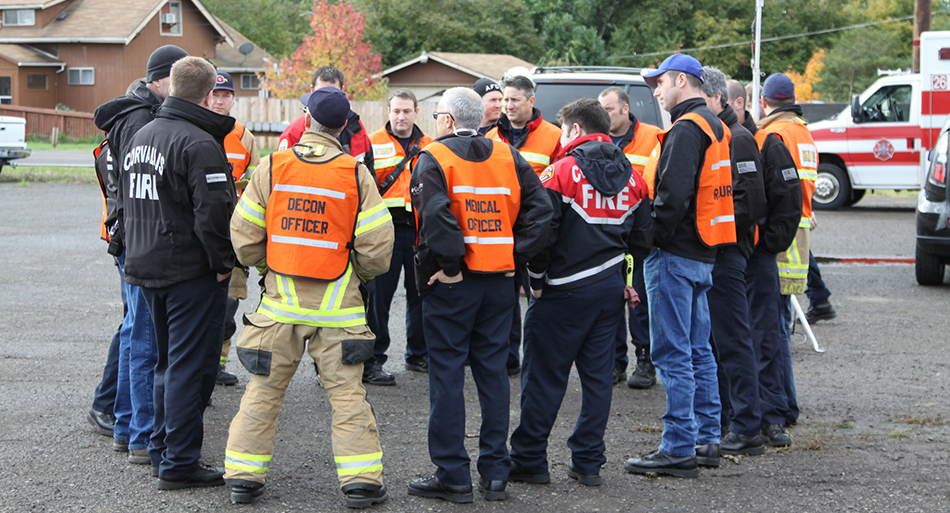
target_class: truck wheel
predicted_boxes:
[915,244,946,285]
[814,163,852,210]
[846,189,866,206]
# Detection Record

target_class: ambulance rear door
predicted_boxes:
[919,31,950,187]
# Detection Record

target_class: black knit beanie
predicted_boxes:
[146,45,189,83]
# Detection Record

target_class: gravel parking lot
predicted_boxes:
[1,184,947,512]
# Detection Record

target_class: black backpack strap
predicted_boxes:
[378,140,423,197]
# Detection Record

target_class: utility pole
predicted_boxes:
[914,0,932,72]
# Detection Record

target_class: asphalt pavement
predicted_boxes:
[1,184,947,512]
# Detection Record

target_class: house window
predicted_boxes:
[3,9,35,26]
[241,74,260,90]
[160,1,182,36]
[27,74,47,90]
[68,68,95,86]
[0,77,11,104]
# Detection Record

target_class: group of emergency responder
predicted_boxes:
[84,43,821,508]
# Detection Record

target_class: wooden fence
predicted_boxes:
[0,105,99,141]
[232,97,440,149]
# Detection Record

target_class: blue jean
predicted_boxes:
[644,249,720,456]
[805,251,832,305]
[92,259,125,415]
[113,254,157,450]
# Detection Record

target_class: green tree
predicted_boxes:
[816,26,910,101]
[203,0,312,58]
[356,0,543,67]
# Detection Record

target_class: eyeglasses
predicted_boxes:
[432,111,454,120]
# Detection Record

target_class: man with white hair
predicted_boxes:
[408,87,553,503]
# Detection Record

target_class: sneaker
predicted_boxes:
[216,365,239,386]
[805,302,837,323]
[627,346,656,389]
[227,479,265,504]
[612,366,627,386]
[344,483,388,508]
[157,461,225,490]
[405,357,429,373]
[362,362,396,386]
[720,431,766,456]
[128,448,150,465]
[567,463,602,486]
[762,424,792,447]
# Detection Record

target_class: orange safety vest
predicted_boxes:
[486,121,561,175]
[755,119,817,226]
[422,140,522,273]
[93,139,110,241]
[369,128,431,211]
[264,149,361,281]
[623,122,662,175]
[644,112,736,247]
[226,121,252,182]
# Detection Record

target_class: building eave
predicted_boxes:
[0,37,126,43]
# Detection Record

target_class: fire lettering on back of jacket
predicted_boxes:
[124,145,165,201]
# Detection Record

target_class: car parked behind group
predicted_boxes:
[0,116,31,174]
[529,66,670,129]
[916,117,950,285]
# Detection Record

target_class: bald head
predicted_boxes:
[727,79,749,123]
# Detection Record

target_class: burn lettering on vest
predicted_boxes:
[712,185,733,200]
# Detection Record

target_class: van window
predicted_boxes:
[861,85,912,122]
[533,83,660,127]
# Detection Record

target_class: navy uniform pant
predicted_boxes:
[92,259,125,414]
[806,250,831,305]
[614,265,650,370]
[422,273,514,486]
[142,273,227,478]
[366,222,426,365]
[746,246,790,428]
[709,246,761,437]
[512,274,624,476]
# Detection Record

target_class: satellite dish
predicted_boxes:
[238,42,254,66]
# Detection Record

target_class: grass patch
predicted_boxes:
[899,415,945,427]
[835,421,853,429]
[27,141,100,151]
[887,430,911,439]
[0,166,95,184]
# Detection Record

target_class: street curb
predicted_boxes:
[815,256,915,265]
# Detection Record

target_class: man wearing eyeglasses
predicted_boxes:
[407,88,553,503]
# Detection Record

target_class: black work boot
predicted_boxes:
[627,345,656,389]
[805,302,837,323]
[362,362,396,386]
[342,483,388,508]
[226,478,264,504]
[216,364,239,386]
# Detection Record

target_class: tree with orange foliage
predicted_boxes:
[262,0,387,101]
[786,49,826,102]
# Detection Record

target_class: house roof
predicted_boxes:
[0,0,233,46]
[0,43,64,66]
[381,51,536,80]
[209,16,267,73]
[0,0,67,7]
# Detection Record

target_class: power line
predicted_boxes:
[609,14,918,60]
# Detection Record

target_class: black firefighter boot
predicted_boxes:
[627,345,656,389]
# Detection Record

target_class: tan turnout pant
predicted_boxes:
[224,313,383,489]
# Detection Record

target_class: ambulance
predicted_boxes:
[809,31,950,209]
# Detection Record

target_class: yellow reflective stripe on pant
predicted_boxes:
[225,450,271,474]
[335,452,383,476]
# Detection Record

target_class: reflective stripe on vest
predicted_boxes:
[424,140,521,273]
[225,450,271,474]
[487,120,561,175]
[335,452,383,477]
[370,129,432,211]
[757,119,818,222]
[623,122,662,175]
[264,150,360,281]
[653,112,736,247]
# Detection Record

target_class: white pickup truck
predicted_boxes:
[0,116,30,174]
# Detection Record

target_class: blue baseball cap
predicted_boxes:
[762,73,795,101]
[642,54,705,89]
[300,86,350,129]
[214,72,234,92]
